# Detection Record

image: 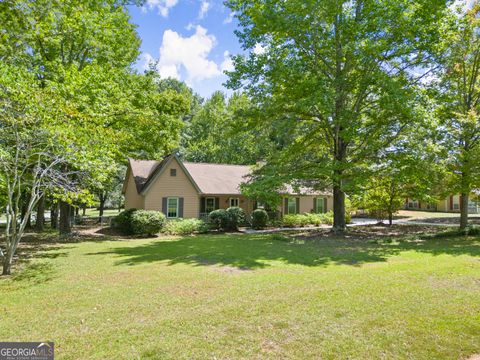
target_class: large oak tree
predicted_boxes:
[226,0,449,232]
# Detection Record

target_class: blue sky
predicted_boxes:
[128,0,242,98]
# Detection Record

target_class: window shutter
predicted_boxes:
[296,198,300,214]
[215,197,220,210]
[323,198,327,213]
[313,198,317,213]
[253,201,257,210]
[284,198,288,214]
[162,197,167,214]
[449,195,453,210]
[179,198,184,218]
[200,197,206,213]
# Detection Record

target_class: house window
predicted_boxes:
[229,198,239,207]
[287,198,297,214]
[408,200,418,209]
[452,196,460,210]
[205,197,215,213]
[170,168,177,177]
[167,197,179,218]
[315,197,325,213]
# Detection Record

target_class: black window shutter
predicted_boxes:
[284,198,288,214]
[178,198,184,218]
[200,197,206,213]
[323,198,328,213]
[296,198,300,214]
[162,197,167,214]
[215,197,220,210]
[313,198,317,213]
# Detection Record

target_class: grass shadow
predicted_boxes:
[88,228,480,270]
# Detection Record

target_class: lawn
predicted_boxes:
[0,228,479,359]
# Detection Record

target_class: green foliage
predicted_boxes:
[163,219,209,235]
[226,0,449,231]
[113,208,138,235]
[251,209,269,229]
[282,212,334,228]
[208,209,231,231]
[226,206,245,230]
[130,210,166,236]
[182,91,272,165]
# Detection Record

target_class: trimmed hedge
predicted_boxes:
[208,209,230,230]
[251,209,269,229]
[226,206,245,230]
[208,207,245,231]
[114,209,165,235]
[131,210,166,235]
[282,211,334,228]
[163,219,209,235]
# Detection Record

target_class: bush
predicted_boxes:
[208,209,231,230]
[251,209,269,229]
[113,208,137,234]
[226,206,245,230]
[163,218,209,235]
[282,211,334,227]
[130,210,166,236]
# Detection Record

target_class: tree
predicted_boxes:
[1,0,189,236]
[182,91,272,164]
[226,0,449,232]
[0,64,77,275]
[436,3,480,229]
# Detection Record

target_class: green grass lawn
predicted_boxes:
[1,229,479,359]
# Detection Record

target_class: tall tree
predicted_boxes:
[436,3,480,229]
[182,91,272,164]
[226,0,449,232]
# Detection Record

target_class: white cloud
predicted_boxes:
[141,52,156,71]
[144,0,179,17]
[253,43,266,55]
[156,25,221,82]
[223,11,235,24]
[198,0,210,19]
[221,51,234,72]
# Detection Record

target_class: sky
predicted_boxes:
[128,0,242,98]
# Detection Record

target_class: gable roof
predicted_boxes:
[128,159,161,193]
[126,155,330,196]
[183,162,251,195]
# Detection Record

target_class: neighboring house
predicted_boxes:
[122,154,333,219]
[404,194,480,214]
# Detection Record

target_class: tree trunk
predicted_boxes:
[98,192,107,222]
[388,212,393,226]
[51,204,58,229]
[59,201,71,235]
[333,185,346,232]
[82,205,86,216]
[2,248,13,276]
[460,192,469,230]
[35,195,45,231]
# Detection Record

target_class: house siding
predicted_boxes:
[280,195,333,215]
[143,158,200,219]
[124,169,144,210]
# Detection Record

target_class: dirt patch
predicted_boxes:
[466,354,480,360]
[212,265,252,274]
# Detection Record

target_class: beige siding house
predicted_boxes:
[404,194,480,214]
[122,154,332,219]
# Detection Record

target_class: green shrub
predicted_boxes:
[208,209,230,230]
[252,209,269,229]
[226,206,245,230]
[282,212,334,227]
[113,208,137,234]
[163,218,209,235]
[130,210,166,236]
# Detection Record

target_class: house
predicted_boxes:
[122,154,333,219]
[404,194,480,214]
